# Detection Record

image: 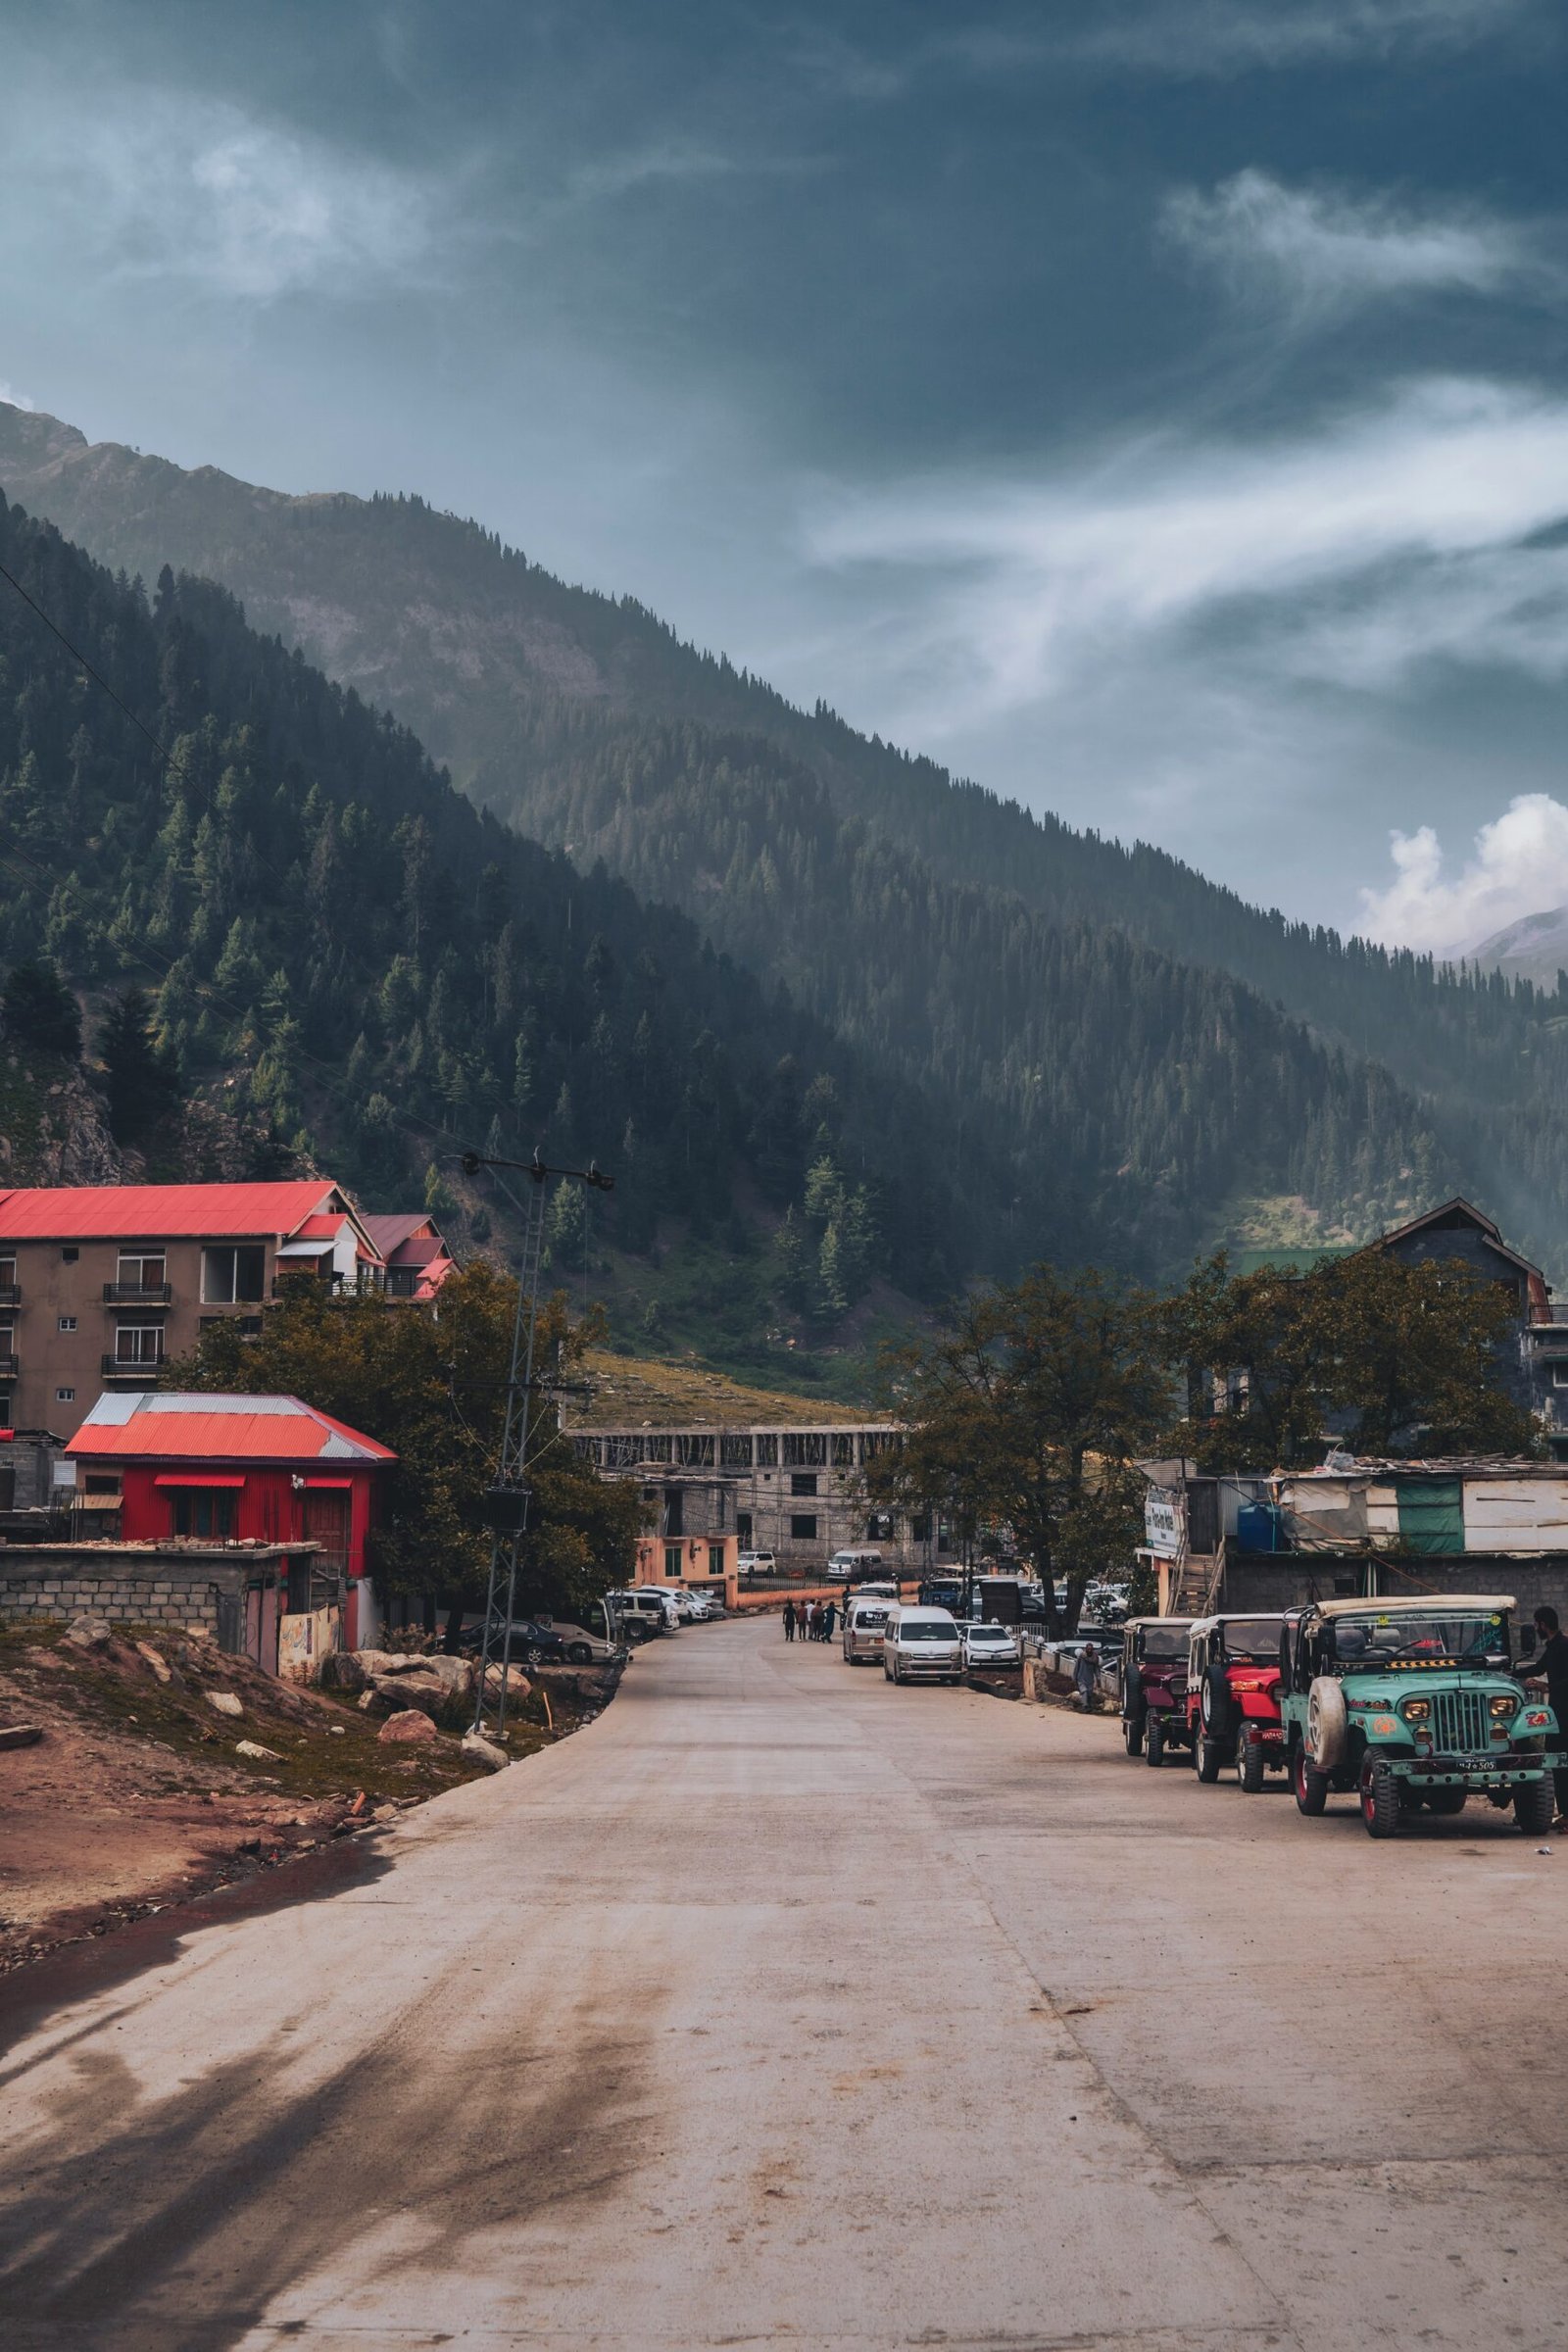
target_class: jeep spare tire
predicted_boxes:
[1122,1661,1144,1717]
[1200,1665,1233,1735]
[1306,1676,1348,1771]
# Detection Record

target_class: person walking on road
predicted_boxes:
[783,1600,797,1642]
[824,1599,837,1640]
[1527,1605,1568,1822]
[1073,1642,1100,1711]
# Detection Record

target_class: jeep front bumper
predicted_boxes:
[1385,1750,1563,1790]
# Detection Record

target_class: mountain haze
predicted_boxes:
[6,401,1566,1286]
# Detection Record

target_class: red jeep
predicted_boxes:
[1119,1616,1194,1765]
[1185,1613,1287,1790]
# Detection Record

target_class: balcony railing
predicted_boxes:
[103,1282,172,1303]
[0,1352,18,1378]
[0,1284,20,1306]
[102,1352,165,1377]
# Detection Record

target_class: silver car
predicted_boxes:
[962,1622,1021,1669]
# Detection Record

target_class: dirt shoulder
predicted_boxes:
[0,1621,618,1975]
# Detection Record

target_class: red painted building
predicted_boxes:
[65,1390,396,1647]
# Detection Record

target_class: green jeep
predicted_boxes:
[1279,1593,1560,1839]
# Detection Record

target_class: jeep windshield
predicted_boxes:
[1332,1613,1509,1669]
[1138,1627,1188,1662]
[1218,1619,1282,1664]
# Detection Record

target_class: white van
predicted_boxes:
[881,1604,964,1685]
[842,1595,893,1664]
[826,1547,886,1584]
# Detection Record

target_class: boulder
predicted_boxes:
[0,1724,44,1751]
[363,1672,443,1720]
[65,1615,115,1649]
[235,1740,280,1760]
[206,1690,244,1718]
[352,1649,397,1677]
[135,1642,172,1684]
[461,1731,509,1772]
[378,1708,437,1746]
[318,1650,367,1694]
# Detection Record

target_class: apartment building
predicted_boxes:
[0,1182,385,1440]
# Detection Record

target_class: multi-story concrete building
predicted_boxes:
[568,1408,949,1578]
[0,1181,390,1440]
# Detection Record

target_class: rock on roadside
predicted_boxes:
[378,1709,438,1745]
[461,1731,509,1771]
[206,1690,244,1717]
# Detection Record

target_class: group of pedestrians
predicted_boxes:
[782,1597,838,1643]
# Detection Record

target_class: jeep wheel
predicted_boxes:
[1123,1713,1145,1757]
[1360,1756,1401,1838]
[1293,1740,1329,1816]
[1514,1776,1554,1836]
[1239,1735,1266,1794]
[1195,1732,1224,1783]
[1425,1788,1466,1816]
[1146,1718,1165,1767]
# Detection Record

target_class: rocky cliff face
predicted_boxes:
[0,1053,123,1187]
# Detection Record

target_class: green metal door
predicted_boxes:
[1396,1478,1463,1554]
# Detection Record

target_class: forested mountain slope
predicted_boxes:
[4,402,1560,1273]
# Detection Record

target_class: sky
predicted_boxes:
[1,0,1566,942]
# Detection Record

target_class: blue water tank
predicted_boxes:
[1236,1502,1279,1553]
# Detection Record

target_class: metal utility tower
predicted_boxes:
[461,1147,613,1739]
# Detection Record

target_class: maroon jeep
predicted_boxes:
[1119,1616,1194,1765]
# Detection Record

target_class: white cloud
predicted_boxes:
[1359,796,1568,953]
[0,382,36,412]
[800,377,1568,736]
[1056,0,1538,74]
[2,82,439,302]
[1163,171,1544,318]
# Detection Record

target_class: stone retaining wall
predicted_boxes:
[0,1545,250,1638]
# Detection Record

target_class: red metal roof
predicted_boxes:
[0,1183,339,1241]
[66,1393,395,1464]
[292,1211,349,1242]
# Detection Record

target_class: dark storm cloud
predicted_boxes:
[1,0,1565,935]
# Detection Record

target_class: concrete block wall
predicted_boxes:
[0,1547,224,1636]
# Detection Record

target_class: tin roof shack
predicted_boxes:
[1216,1460,1568,1624]
[63,1391,396,1657]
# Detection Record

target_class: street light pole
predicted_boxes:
[459,1148,613,1739]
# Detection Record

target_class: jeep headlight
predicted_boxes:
[1400,1696,1431,1725]
[1490,1693,1518,1722]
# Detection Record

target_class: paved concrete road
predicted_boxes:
[2,1616,1565,2351]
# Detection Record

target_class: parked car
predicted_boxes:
[963,1622,1021,1670]
[1280,1593,1559,1838]
[628,1586,683,1631]
[680,1591,724,1621]
[842,1595,893,1664]
[1184,1613,1286,1788]
[1118,1616,1195,1764]
[606,1591,674,1639]
[856,1580,901,1600]
[738,1550,776,1576]
[458,1617,603,1666]
[882,1604,964,1685]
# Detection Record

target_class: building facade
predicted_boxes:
[0,1181,450,1440]
[569,1416,946,1576]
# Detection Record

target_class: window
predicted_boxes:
[866,1512,895,1542]
[114,1326,164,1367]
[171,1490,235,1540]
[56,1387,75,1402]
[116,1252,167,1292]
[664,1544,683,1581]
[57,1315,76,1332]
[720,1434,754,1469]
[911,1514,931,1543]
[790,1513,818,1541]
[201,1245,266,1304]
[790,1471,817,1497]
[0,1255,15,1294]
[707,1544,725,1578]
[737,1510,753,1547]
[831,1433,855,1467]
[755,1435,778,1468]
[1550,1360,1568,1389]
[85,1473,121,1495]
[61,1247,78,1263]
[783,1433,827,1467]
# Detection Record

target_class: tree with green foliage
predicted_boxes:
[1161,1250,1539,1467]
[0,959,80,1058]
[97,986,182,1145]
[165,1265,641,1622]
[873,1265,1170,1632]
